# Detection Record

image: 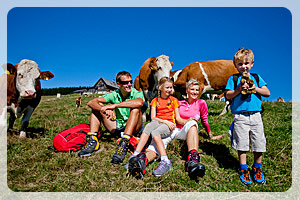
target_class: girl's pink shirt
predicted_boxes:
[177,99,211,133]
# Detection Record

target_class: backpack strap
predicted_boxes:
[250,73,259,87]
[233,73,240,90]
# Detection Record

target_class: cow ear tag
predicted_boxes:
[45,77,49,80]
[6,70,10,75]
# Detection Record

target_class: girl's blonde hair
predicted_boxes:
[186,78,200,89]
[156,77,173,107]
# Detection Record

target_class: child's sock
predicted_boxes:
[253,162,262,168]
[161,155,170,163]
[240,164,248,171]
[129,150,140,160]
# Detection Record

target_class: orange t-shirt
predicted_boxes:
[150,96,179,123]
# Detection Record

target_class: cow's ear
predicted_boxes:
[40,71,54,80]
[149,57,158,71]
[2,63,17,75]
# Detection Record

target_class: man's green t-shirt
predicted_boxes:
[103,88,144,129]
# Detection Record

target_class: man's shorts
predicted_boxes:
[231,112,266,152]
[143,120,172,138]
[147,120,198,155]
[114,122,144,137]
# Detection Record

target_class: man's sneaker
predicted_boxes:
[239,169,252,185]
[78,134,100,157]
[186,152,206,178]
[152,160,172,177]
[252,166,266,184]
[128,153,148,179]
[111,137,130,164]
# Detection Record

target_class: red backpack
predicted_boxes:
[52,123,102,152]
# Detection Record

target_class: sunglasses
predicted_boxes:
[118,80,133,85]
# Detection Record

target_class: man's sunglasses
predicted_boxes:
[118,80,133,85]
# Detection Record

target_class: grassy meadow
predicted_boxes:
[7,94,292,192]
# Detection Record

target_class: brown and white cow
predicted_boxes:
[134,55,173,102]
[277,97,285,102]
[2,59,54,138]
[133,55,173,121]
[76,96,82,108]
[174,60,238,115]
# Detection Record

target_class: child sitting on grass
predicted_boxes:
[128,77,188,178]
[225,48,270,185]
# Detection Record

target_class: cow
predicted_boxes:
[2,59,54,138]
[134,55,173,102]
[277,97,285,102]
[76,96,82,108]
[174,60,238,115]
[133,55,173,121]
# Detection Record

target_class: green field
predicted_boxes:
[7,94,292,192]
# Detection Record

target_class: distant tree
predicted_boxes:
[41,86,91,95]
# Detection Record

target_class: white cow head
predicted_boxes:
[15,59,41,99]
[153,55,173,83]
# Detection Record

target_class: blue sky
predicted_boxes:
[7,7,292,102]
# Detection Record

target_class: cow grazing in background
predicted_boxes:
[76,97,82,108]
[174,60,238,115]
[277,97,285,102]
[3,59,54,138]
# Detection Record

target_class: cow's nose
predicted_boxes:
[25,90,36,97]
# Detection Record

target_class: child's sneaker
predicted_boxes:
[239,169,252,185]
[252,166,266,184]
[152,160,172,177]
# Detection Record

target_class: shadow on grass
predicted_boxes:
[199,141,239,170]
[7,127,45,138]
[177,140,239,171]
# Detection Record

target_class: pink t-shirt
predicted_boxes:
[177,99,211,133]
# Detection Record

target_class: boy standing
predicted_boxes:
[225,48,270,185]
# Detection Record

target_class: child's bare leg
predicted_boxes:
[238,151,247,165]
[135,132,149,153]
[153,135,167,156]
[253,152,262,164]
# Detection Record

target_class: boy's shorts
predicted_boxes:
[147,120,198,155]
[231,112,266,152]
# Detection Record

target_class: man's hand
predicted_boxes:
[100,105,116,120]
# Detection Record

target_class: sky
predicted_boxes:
[6,7,292,102]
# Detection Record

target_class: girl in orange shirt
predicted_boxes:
[128,77,188,178]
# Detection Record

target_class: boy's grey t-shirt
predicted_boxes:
[225,73,267,114]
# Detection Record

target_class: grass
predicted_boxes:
[7,94,292,192]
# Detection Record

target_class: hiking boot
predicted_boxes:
[152,160,172,177]
[252,166,266,184]
[111,137,130,164]
[239,169,252,185]
[186,152,206,178]
[78,134,100,157]
[128,153,148,179]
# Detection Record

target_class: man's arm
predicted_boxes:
[101,98,144,113]
[87,96,107,112]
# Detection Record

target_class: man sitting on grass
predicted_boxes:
[78,71,144,165]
